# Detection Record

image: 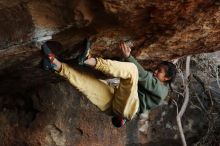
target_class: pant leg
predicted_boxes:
[95,58,140,120]
[58,63,114,111]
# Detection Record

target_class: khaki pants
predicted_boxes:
[58,58,139,120]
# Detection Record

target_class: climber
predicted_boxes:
[120,41,177,113]
[41,38,177,128]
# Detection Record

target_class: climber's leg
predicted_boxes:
[41,42,114,111]
[58,63,114,111]
[85,57,139,120]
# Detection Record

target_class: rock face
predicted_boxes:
[1,0,220,93]
[0,0,220,146]
[1,0,220,92]
[0,80,209,146]
[0,83,128,146]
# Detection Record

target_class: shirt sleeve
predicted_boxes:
[126,55,147,78]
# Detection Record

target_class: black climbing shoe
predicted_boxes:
[112,115,127,128]
[42,57,57,71]
[41,42,57,70]
[41,43,56,59]
[77,38,91,65]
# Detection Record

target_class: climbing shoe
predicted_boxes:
[41,43,56,61]
[77,38,91,65]
[111,115,127,128]
[41,43,57,70]
[42,57,57,71]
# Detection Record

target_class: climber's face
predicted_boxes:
[153,66,170,82]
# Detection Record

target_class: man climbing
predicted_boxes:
[41,38,176,128]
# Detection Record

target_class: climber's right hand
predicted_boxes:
[119,41,131,58]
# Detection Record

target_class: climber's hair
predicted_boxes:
[157,61,177,91]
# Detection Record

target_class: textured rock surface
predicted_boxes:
[0,82,136,146]
[0,0,220,93]
[0,81,207,146]
[0,0,220,146]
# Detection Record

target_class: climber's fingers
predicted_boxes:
[119,41,131,58]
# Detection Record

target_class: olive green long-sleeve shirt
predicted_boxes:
[127,55,169,113]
